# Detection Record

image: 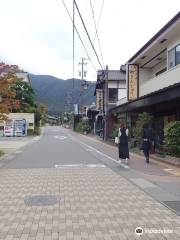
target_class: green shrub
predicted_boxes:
[111,124,119,139]
[27,129,34,136]
[75,120,90,133]
[0,149,4,157]
[34,126,41,136]
[134,112,152,145]
[164,121,180,157]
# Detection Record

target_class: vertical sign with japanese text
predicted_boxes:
[128,64,139,101]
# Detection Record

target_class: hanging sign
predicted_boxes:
[128,64,139,100]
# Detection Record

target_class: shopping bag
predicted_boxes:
[115,137,119,144]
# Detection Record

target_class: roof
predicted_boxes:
[108,70,126,81]
[128,11,180,63]
[94,68,126,95]
[97,69,126,81]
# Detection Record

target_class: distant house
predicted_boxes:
[16,72,31,83]
[94,66,126,138]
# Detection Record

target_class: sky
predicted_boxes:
[0,0,179,81]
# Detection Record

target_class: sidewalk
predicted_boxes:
[0,167,180,240]
[0,134,43,168]
[0,127,44,157]
[76,133,180,215]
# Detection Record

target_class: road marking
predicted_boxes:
[14,150,22,154]
[33,136,41,141]
[6,155,15,160]
[54,164,106,168]
[68,136,129,169]
[85,148,94,151]
[54,135,67,140]
[163,168,173,171]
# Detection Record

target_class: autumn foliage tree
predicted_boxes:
[0,68,22,120]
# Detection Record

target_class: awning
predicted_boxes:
[109,82,180,114]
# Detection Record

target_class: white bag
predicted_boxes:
[115,137,119,144]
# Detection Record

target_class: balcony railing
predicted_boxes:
[140,64,180,97]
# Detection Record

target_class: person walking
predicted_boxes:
[141,123,151,164]
[118,123,129,164]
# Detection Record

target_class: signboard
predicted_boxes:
[128,64,139,101]
[4,120,14,137]
[14,119,27,136]
[96,89,103,111]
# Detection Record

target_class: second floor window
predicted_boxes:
[168,43,180,69]
[108,88,118,102]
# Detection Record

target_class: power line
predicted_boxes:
[89,0,105,68]
[96,0,105,34]
[74,0,104,70]
[60,0,97,72]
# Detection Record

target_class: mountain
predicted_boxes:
[29,74,96,114]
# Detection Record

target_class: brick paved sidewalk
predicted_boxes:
[0,167,180,240]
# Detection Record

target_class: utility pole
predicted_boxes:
[78,57,88,115]
[103,65,108,141]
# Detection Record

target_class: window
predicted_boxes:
[108,88,118,102]
[176,44,180,65]
[118,89,126,99]
[168,43,180,69]
[168,48,175,69]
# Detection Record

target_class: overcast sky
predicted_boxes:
[0,0,179,81]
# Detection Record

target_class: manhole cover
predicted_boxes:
[24,195,58,206]
[163,201,180,215]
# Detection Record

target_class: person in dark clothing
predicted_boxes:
[141,123,151,164]
[118,123,129,164]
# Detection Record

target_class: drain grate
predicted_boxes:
[24,195,58,206]
[163,201,180,215]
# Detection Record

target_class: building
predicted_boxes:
[109,12,180,145]
[16,72,31,83]
[94,66,126,138]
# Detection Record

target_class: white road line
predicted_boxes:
[69,135,129,169]
[163,168,173,171]
[6,155,15,160]
[54,136,67,140]
[14,150,22,154]
[33,136,41,141]
[54,164,106,168]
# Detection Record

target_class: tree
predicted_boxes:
[11,80,35,112]
[0,72,21,120]
[35,103,48,126]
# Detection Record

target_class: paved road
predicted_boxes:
[3,126,110,168]
[0,126,180,240]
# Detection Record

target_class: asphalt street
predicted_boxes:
[3,126,117,169]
